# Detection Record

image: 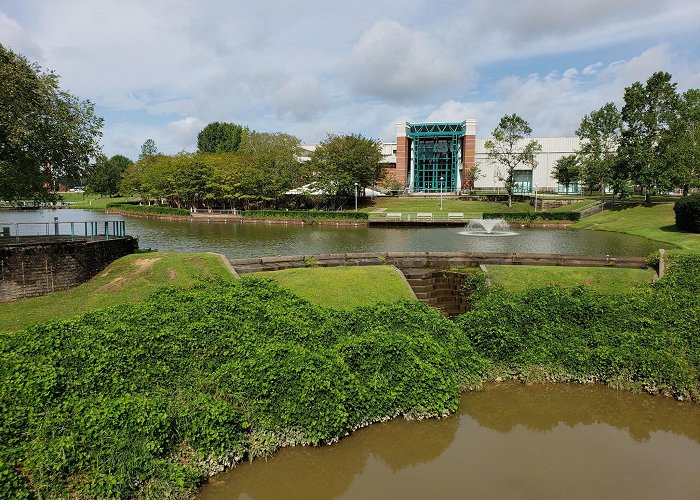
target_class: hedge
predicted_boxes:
[106,203,191,216]
[483,212,581,221]
[673,194,700,233]
[243,210,369,221]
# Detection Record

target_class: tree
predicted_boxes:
[619,71,680,203]
[139,139,158,160]
[237,132,303,207]
[552,154,580,194]
[575,102,622,195]
[665,89,700,195]
[197,122,248,153]
[484,114,541,207]
[309,134,384,209]
[0,43,103,203]
[84,154,133,196]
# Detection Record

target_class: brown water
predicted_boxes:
[198,382,700,500]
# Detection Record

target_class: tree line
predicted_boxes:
[555,71,699,201]
[485,72,699,205]
[113,129,384,210]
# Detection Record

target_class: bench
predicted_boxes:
[386,212,402,220]
[448,212,464,220]
[416,212,433,221]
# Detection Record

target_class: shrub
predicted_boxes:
[106,203,191,216]
[482,212,580,221]
[673,193,700,232]
[243,210,368,221]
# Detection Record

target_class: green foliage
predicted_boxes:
[84,154,133,196]
[197,122,248,153]
[483,212,581,221]
[309,134,384,209]
[552,154,580,194]
[673,193,700,233]
[139,139,158,160]
[575,102,621,195]
[0,279,480,498]
[484,114,542,207]
[243,210,368,221]
[0,43,103,203]
[120,133,303,210]
[107,203,191,216]
[619,72,681,202]
[457,259,700,397]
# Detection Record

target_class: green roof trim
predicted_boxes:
[407,121,466,138]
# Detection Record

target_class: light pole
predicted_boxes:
[439,176,444,211]
[354,182,359,212]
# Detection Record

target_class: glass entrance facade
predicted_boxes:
[407,122,465,192]
[512,170,533,194]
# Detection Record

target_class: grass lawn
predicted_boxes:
[58,193,136,209]
[360,197,533,216]
[0,251,235,332]
[485,265,656,295]
[252,265,415,309]
[572,203,700,252]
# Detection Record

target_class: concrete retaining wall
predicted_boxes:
[0,237,138,302]
[230,251,648,274]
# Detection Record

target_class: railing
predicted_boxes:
[0,220,127,243]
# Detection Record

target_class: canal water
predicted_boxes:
[0,209,669,258]
[198,382,700,500]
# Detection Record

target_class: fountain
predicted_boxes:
[458,219,517,236]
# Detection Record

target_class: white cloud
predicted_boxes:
[274,78,330,121]
[342,20,462,101]
[0,11,42,60]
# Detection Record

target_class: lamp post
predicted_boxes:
[439,176,444,211]
[354,182,359,212]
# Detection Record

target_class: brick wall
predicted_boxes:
[0,237,138,302]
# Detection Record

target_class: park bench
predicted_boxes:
[448,212,464,220]
[416,212,433,221]
[386,212,402,220]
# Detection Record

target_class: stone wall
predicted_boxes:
[0,237,138,302]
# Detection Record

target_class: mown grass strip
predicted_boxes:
[252,265,415,309]
[485,265,656,295]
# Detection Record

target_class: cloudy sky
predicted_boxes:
[1,0,699,159]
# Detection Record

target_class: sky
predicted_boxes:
[1,0,699,159]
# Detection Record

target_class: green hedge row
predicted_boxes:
[243,210,369,221]
[673,194,700,232]
[106,203,191,216]
[0,279,479,498]
[483,212,581,221]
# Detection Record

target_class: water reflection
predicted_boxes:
[0,209,669,258]
[199,383,700,500]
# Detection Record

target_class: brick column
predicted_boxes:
[461,119,476,190]
[395,121,409,187]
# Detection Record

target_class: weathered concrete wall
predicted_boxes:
[0,237,138,302]
[230,251,648,274]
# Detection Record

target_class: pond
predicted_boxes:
[198,382,700,500]
[0,209,669,258]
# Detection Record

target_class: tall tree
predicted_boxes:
[237,132,303,207]
[484,114,541,207]
[665,89,700,195]
[309,134,384,209]
[84,154,133,196]
[552,154,580,194]
[0,43,103,203]
[139,139,158,160]
[575,102,622,195]
[197,122,248,153]
[619,71,680,203]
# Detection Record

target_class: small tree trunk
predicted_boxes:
[683,184,689,196]
[507,192,512,208]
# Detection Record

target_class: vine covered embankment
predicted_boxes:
[1,254,699,498]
